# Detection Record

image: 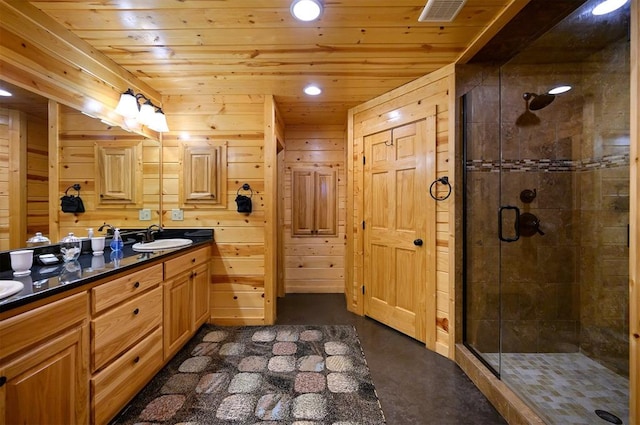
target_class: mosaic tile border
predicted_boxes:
[466,154,630,172]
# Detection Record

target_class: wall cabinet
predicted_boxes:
[180,143,227,208]
[164,246,210,359]
[292,168,338,236]
[0,292,89,425]
[95,141,143,207]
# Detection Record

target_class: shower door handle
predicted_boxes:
[498,205,520,242]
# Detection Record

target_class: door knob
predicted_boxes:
[413,239,423,246]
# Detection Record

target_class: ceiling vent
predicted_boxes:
[418,0,467,22]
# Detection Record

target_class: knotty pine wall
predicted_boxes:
[26,112,49,238]
[161,94,268,325]
[0,108,12,250]
[57,105,161,239]
[0,107,47,250]
[284,125,347,293]
[347,64,456,359]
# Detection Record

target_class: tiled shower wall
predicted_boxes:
[464,39,629,374]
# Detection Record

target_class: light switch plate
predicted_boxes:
[171,209,184,221]
[139,208,152,221]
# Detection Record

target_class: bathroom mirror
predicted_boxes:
[0,80,161,251]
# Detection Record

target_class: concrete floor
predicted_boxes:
[276,293,507,425]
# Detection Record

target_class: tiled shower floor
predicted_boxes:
[486,352,629,425]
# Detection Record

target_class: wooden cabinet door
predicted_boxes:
[292,170,315,235]
[163,272,192,359]
[314,170,337,235]
[1,326,88,425]
[192,263,210,329]
[96,141,142,206]
[292,168,337,236]
[181,143,227,207]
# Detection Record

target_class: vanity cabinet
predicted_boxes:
[90,264,164,425]
[0,292,89,425]
[163,246,210,359]
[0,243,212,425]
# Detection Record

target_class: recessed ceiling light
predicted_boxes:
[304,85,322,96]
[0,89,12,97]
[592,0,628,15]
[548,85,572,95]
[291,0,323,22]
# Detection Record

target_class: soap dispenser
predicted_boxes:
[110,228,124,251]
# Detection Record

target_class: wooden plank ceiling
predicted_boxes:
[29,0,515,125]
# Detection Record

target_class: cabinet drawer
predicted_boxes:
[92,286,162,371]
[92,326,163,425]
[91,264,163,314]
[0,292,87,360]
[164,246,210,279]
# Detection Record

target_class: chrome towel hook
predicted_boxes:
[429,176,452,201]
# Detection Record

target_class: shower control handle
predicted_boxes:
[498,205,520,242]
[413,239,423,246]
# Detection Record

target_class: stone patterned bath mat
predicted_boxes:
[113,325,386,424]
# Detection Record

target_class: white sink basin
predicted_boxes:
[132,238,193,252]
[0,280,24,299]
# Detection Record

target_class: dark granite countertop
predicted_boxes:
[0,229,213,314]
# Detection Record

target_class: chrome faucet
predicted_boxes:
[143,224,163,243]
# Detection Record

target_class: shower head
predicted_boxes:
[523,92,556,111]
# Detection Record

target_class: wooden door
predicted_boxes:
[363,120,431,343]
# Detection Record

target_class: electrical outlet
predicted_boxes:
[171,209,184,221]
[139,208,151,221]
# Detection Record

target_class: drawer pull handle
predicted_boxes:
[134,281,140,288]
[134,356,140,363]
[133,308,140,315]
[0,376,6,387]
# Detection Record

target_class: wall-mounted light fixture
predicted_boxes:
[115,88,170,133]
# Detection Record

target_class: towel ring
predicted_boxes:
[429,176,451,201]
[237,183,253,197]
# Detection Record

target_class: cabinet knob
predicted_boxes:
[133,356,140,363]
[191,258,196,263]
[134,281,140,288]
[133,308,140,315]
[0,376,6,387]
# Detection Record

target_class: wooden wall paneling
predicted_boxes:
[8,109,26,249]
[57,106,161,236]
[48,101,60,242]
[0,108,10,250]
[284,125,346,294]
[348,66,455,358]
[25,114,49,237]
[630,1,639,423]
[169,94,267,325]
[0,1,159,139]
[263,95,279,324]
